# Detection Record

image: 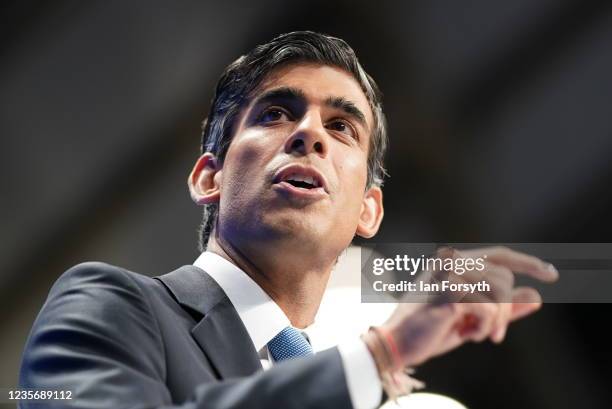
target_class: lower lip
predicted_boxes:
[272,181,328,200]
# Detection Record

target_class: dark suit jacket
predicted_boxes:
[19,262,356,409]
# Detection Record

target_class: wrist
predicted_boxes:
[360,326,425,401]
[361,328,393,375]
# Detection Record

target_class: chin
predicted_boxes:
[258,214,322,243]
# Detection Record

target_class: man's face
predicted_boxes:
[213,63,382,254]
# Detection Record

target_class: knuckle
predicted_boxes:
[498,268,515,288]
[475,325,492,342]
[491,245,511,256]
[524,254,538,262]
[488,263,514,284]
[506,270,515,286]
[436,246,453,258]
[483,303,498,316]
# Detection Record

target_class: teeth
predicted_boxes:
[285,173,319,187]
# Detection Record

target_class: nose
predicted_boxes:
[284,111,328,157]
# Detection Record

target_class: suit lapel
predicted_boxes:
[155,265,262,378]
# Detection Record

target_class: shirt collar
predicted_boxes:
[193,251,292,353]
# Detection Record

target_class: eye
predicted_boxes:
[258,107,291,124]
[326,119,357,140]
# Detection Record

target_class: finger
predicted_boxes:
[448,263,513,303]
[458,303,498,342]
[510,286,542,322]
[462,246,559,282]
[434,248,514,292]
[478,262,514,302]
[490,303,512,343]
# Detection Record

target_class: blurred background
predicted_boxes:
[1,0,611,408]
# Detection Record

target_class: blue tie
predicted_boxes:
[267,327,314,362]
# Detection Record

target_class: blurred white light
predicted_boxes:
[381,393,467,409]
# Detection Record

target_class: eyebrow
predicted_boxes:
[251,86,306,107]
[252,86,368,129]
[324,95,367,128]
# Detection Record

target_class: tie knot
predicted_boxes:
[267,326,314,362]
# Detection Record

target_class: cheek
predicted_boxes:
[226,131,272,166]
[336,152,368,200]
[220,131,278,201]
[332,153,369,226]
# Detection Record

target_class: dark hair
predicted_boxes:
[198,31,388,251]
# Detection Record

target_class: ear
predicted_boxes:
[188,153,222,205]
[355,186,384,238]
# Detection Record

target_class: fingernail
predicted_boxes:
[545,263,559,279]
[498,326,507,342]
[492,326,505,343]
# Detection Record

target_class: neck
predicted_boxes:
[207,235,336,329]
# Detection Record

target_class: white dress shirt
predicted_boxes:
[194,251,382,409]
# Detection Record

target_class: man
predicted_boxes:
[19,31,558,408]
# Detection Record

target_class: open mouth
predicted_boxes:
[283,174,321,190]
[272,164,328,197]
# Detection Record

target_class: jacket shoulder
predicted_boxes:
[50,261,157,297]
[20,261,168,390]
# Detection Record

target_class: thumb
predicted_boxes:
[510,286,542,322]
